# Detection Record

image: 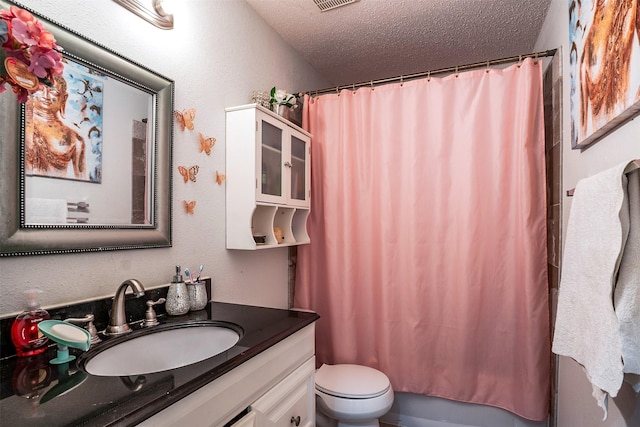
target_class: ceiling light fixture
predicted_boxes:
[113,0,174,30]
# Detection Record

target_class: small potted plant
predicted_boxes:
[269,86,298,118]
[0,5,64,103]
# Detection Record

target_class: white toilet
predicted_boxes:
[315,364,394,427]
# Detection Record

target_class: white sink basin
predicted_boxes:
[81,322,241,376]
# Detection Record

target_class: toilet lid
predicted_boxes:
[315,364,390,399]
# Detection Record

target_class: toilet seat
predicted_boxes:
[315,364,391,399]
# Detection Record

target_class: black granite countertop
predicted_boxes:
[0,301,319,427]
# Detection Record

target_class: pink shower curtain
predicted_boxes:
[295,58,549,421]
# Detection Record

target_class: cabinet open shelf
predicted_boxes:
[243,205,310,249]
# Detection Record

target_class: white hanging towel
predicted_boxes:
[615,168,640,376]
[552,161,639,420]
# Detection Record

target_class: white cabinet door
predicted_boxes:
[251,357,315,427]
[256,110,310,208]
[287,132,310,208]
[256,113,286,205]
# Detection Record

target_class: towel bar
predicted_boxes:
[66,201,90,224]
[67,217,89,224]
[567,160,640,197]
[67,201,90,211]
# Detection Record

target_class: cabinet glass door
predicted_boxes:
[260,120,283,198]
[290,136,307,203]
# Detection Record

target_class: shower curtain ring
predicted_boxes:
[352,83,356,94]
[455,66,459,77]
[370,81,374,91]
[486,61,490,73]
[518,55,522,67]
[427,71,431,82]
[400,75,403,86]
[336,86,339,95]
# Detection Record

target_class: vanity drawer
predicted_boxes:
[251,357,315,427]
[229,410,256,427]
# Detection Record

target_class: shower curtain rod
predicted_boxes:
[305,48,558,96]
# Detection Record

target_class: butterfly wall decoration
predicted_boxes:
[183,200,196,214]
[178,165,199,183]
[174,108,196,131]
[199,132,216,156]
[216,171,226,186]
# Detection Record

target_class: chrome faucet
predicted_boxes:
[105,279,146,336]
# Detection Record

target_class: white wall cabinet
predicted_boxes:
[138,324,316,427]
[226,104,311,250]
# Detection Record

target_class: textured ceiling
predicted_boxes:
[245,0,552,88]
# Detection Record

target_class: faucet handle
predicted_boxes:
[144,298,166,327]
[146,298,166,307]
[65,314,102,346]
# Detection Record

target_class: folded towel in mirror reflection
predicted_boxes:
[552,160,640,420]
[25,198,67,224]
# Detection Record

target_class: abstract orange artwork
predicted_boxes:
[24,58,104,182]
[569,0,640,149]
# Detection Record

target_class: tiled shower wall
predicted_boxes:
[131,120,147,224]
[543,52,562,427]
[288,246,297,308]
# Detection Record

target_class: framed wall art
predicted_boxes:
[569,0,640,150]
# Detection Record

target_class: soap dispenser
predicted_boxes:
[166,266,189,316]
[11,289,51,357]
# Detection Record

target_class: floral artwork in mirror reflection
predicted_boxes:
[24,58,103,183]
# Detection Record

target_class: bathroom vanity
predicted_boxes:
[140,322,316,426]
[0,301,319,426]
